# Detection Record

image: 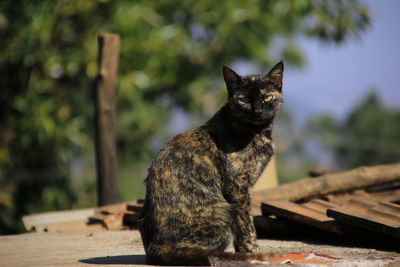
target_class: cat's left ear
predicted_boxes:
[263,61,284,91]
[223,66,242,96]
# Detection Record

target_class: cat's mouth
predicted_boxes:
[251,117,271,125]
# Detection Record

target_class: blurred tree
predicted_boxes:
[274,108,315,184]
[307,114,341,150]
[0,0,370,234]
[307,92,400,170]
[338,92,400,168]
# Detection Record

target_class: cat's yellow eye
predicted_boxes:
[264,95,274,102]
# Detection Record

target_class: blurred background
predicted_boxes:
[1,0,399,234]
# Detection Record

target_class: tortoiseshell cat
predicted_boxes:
[140,61,284,265]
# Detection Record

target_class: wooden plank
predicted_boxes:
[123,213,141,227]
[368,208,400,222]
[102,212,124,230]
[126,204,143,213]
[22,208,95,232]
[262,201,332,221]
[94,33,120,206]
[88,212,126,231]
[327,206,400,238]
[376,202,400,215]
[366,180,400,193]
[368,188,400,203]
[95,201,137,215]
[87,215,107,225]
[253,163,400,203]
[32,220,104,233]
[326,188,400,205]
[345,198,377,211]
[343,198,400,221]
[302,199,338,213]
[261,201,341,234]
[22,200,141,233]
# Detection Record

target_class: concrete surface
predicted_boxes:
[0,230,399,266]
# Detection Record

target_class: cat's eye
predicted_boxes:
[236,95,249,103]
[234,95,251,110]
[264,95,274,102]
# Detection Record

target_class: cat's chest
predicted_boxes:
[224,134,274,185]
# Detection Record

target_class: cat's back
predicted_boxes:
[152,127,216,165]
[146,126,224,199]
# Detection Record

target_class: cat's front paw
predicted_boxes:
[236,241,260,253]
[249,243,260,253]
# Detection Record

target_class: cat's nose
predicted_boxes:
[255,108,263,114]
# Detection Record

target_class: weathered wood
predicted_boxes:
[22,208,96,232]
[123,213,141,226]
[326,188,400,205]
[95,201,137,216]
[253,162,400,203]
[308,168,332,177]
[94,33,120,206]
[126,204,143,213]
[88,212,125,230]
[261,200,342,234]
[327,205,400,238]
[260,198,400,245]
[31,220,104,233]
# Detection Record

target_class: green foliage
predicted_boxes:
[0,0,369,234]
[274,108,319,184]
[307,114,341,149]
[338,93,400,168]
[307,92,400,170]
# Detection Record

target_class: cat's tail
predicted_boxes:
[146,246,276,266]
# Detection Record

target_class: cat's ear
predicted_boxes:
[263,61,284,91]
[223,66,242,96]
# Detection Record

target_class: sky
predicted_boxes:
[283,0,400,125]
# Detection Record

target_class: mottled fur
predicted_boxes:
[140,61,284,265]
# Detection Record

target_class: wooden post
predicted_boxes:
[94,33,120,206]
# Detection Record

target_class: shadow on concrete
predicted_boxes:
[80,255,146,265]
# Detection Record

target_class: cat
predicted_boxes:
[139,61,284,266]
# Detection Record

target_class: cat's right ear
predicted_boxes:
[263,61,284,91]
[223,66,241,96]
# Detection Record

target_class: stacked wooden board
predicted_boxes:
[22,200,143,233]
[254,180,400,245]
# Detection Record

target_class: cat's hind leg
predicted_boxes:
[145,227,232,266]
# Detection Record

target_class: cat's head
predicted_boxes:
[223,61,284,126]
